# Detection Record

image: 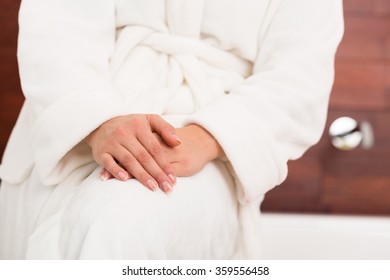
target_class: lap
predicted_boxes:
[70,160,237,221]
[2,160,239,259]
[66,160,239,258]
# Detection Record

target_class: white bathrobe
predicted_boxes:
[0,0,343,259]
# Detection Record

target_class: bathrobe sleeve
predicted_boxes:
[17,0,123,185]
[184,0,344,204]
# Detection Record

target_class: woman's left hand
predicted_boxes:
[161,124,224,177]
[101,124,224,182]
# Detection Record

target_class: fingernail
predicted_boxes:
[161,181,173,193]
[118,171,128,181]
[100,171,109,181]
[172,133,182,143]
[147,179,158,191]
[168,173,176,185]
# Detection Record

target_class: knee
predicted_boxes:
[63,178,167,230]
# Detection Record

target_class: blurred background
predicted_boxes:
[1,0,389,216]
[262,0,390,215]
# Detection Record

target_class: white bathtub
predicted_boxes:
[260,213,390,259]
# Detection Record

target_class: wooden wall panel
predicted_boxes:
[376,0,390,14]
[0,48,23,94]
[263,110,390,215]
[337,17,390,61]
[331,63,387,110]
[343,0,372,13]
[386,65,390,96]
[0,93,23,156]
[0,0,23,160]
[0,0,19,47]
[325,157,390,177]
[343,0,390,15]
[323,176,390,214]
[261,158,324,213]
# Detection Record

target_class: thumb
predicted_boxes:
[148,114,182,147]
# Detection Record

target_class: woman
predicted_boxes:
[0,0,343,259]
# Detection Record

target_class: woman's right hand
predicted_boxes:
[85,114,182,193]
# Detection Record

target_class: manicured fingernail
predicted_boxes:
[172,133,182,143]
[100,171,109,181]
[118,171,128,181]
[147,179,158,191]
[161,181,173,193]
[168,173,176,185]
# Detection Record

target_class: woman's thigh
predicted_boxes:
[27,160,239,259]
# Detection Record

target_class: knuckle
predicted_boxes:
[112,126,127,137]
[105,138,116,147]
[158,159,172,171]
[155,172,169,184]
[122,154,134,165]
[136,172,150,185]
[149,114,159,120]
[162,125,174,135]
[164,121,174,129]
[129,117,144,129]
[137,151,152,165]
[101,154,112,167]
[149,144,163,157]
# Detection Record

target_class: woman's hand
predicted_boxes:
[85,114,182,192]
[162,124,224,177]
[101,124,225,185]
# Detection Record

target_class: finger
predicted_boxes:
[137,129,177,185]
[99,153,130,181]
[100,168,133,180]
[99,168,111,180]
[147,114,181,147]
[119,141,174,193]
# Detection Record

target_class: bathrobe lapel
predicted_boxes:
[166,0,205,38]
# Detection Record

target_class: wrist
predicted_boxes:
[84,128,97,147]
[185,124,224,161]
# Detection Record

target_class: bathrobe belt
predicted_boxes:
[110,26,252,110]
